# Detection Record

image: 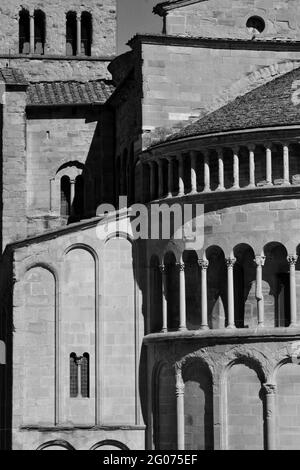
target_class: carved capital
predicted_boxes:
[176,262,185,272]
[288,255,298,266]
[198,259,209,270]
[254,255,266,267]
[159,264,166,274]
[262,383,277,395]
[226,257,236,269]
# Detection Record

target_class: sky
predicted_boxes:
[117,0,162,53]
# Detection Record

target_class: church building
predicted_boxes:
[1,0,300,450]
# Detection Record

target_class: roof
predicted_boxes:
[27,80,115,106]
[160,66,300,144]
[0,67,28,86]
[154,0,204,15]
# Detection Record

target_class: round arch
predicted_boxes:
[89,440,130,451]
[37,440,76,451]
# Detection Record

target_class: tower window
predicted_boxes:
[19,9,30,54]
[66,11,77,56]
[34,10,46,54]
[81,353,90,398]
[70,353,90,398]
[246,16,266,35]
[81,12,92,56]
[70,353,79,398]
[60,175,71,217]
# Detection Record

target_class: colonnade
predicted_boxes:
[144,142,294,201]
[155,253,298,332]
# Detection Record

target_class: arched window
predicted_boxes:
[34,10,46,54]
[81,12,92,56]
[61,175,71,216]
[19,9,30,54]
[70,353,78,398]
[66,12,77,56]
[81,353,90,398]
[70,353,90,398]
[74,175,84,217]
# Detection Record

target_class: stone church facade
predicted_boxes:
[1,0,300,450]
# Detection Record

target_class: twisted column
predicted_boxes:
[226,257,236,329]
[288,255,298,327]
[199,259,209,330]
[254,255,266,327]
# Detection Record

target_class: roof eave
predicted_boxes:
[153,0,205,16]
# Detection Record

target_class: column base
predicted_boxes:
[231,185,240,191]
[246,183,256,189]
[161,328,168,334]
[203,188,211,193]
[216,186,225,192]
[178,326,187,332]
[226,325,236,330]
[177,192,185,198]
[188,189,198,195]
[289,322,298,328]
[200,325,209,331]
[257,323,265,328]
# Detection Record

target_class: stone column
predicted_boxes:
[176,371,185,450]
[204,150,211,192]
[232,147,240,189]
[248,144,256,188]
[254,255,266,327]
[159,264,168,333]
[70,179,76,216]
[30,11,35,54]
[283,144,291,186]
[262,384,277,450]
[265,144,273,185]
[177,262,187,331]
[226,257,236,329]
[167,157,173,198]
[158,159,164,199]
[178,154,185,197]
[190,150,198,194]
[216,148,225,191]
[288,255,298,327]
[76,12,82,56]
[199,259,209,330]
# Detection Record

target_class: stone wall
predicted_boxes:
[165,0,300,40]
[26,107,104,234]
[0,0,116,57]
[140,41,300,136]
[148,336,300,450]
[8,216,146,450]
